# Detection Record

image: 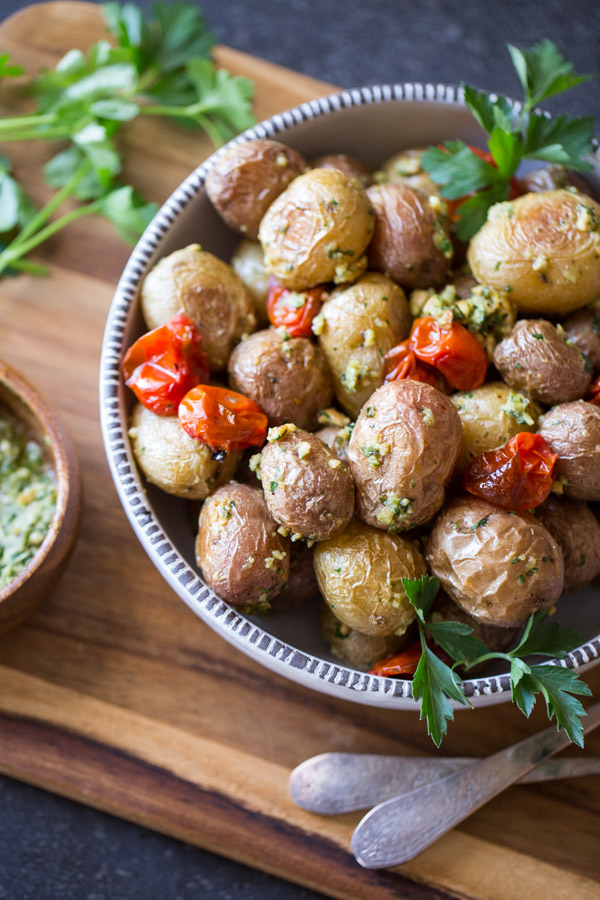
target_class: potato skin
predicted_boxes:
[538,401,600,500]
[493,319,591,406]
[426,496,564,626]
[468,190,600,315]
[319,603,410,670]
[205,139,307,238]
[260,427,354,541]
[227,328,333,429]
[231,240,270,326]
[129,403,239,499]
[378,148,440,198]
[451,382,542,477]
[196,483,290,608]
[141,244,257,371]
[259,168,374,290]
[348,380,461,531]
[366,182,452,289]
[315,272,411,417]
[536,495,600,592]
[310,153,372,189]
[313,520,426,636]
[271,542,320,612]
[314,424,352,463]
[519,165,592,196]
[562,306,600,370]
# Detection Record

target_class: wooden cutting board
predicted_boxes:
[0,4,599,898]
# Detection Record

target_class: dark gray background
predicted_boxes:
[0,1,598,898]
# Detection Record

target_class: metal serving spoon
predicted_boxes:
[351,701,600,868]
[291,751,600,815]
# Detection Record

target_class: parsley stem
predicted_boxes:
[5,258,49,276]
[0,202,99,276]
[0,113,57,131]
[0,126,72,143]
[10,160,92,250]
[462,651,512,670]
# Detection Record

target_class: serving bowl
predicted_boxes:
[100,83,600,709]
[0,361,81,632]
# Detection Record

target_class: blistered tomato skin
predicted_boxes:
[463,432,557,511]
[122,314,209,415]
[409,316,488,391]
[178,385,267,453]
[266,281,324,337]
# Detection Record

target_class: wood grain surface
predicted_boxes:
[0,4,598,899]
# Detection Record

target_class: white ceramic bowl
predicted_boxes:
[100,83,600,709]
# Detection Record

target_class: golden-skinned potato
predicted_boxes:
[468,190,600,315]
[258,168,374,290]
[451,382,542,477]
[538,401,600,500]
[230,240,270,325]
[314,272,411,417]
[367,182,452,289]
[227,328,333,430]
[271,542,320,612]
[310,153,372,188]
[196,483,290,610]
[348,380,461,532]
[518,165,592,196]
[140,244,257,371]
[319,603,410,670]
[493,319,591,406]
[260,426,354,541]
[314,423,353,463]
[426,496,564,627]
[562,306,600,370]
[313,520,426,636]
[378,147,440,198]
[536,495,600,592]
[205,139,307,238]
[129,403,239,499]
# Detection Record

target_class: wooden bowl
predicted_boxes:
[0,361,82,633]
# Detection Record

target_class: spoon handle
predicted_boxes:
[352,701,600,869]
[290,752,600,814]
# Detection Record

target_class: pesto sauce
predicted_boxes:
[0,411,57,589]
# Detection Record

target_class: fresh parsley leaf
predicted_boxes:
[508,39,591,111]
[528,664,591,747]
[511,610,582,659]
[0,155,36,233]
[44,146,106,200]
[422,141,501,199]
[426,620,490,663]
[453,183,509,241]
[524,113,595,171]
[401,574,440,621]
[413,645,467,748]
[463,85,516,134]
[0,53,23,80]
[185,59,255,141]
[97,185,157,243]
[488,127,524,177]
[511,668,538,718]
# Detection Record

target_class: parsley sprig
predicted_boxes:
[422,40,595,240]
[0,2,255,278]
[402,575,591,748]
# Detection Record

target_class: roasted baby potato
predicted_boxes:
[451,382,542,476]
[536,495,600,592]
[310,153,372,188]
[468,190,600,315]
[259,168,374,290]
[319,603,410,670]
[196,483,290,609]
[378,147,440,198]
[348,380,461,531]
[366,182,452,289]
[493,319,591,406]
[129,403,239,499]
[231,240,270,326]
[426,495,564,627]
[313,519,426,636]
[430,594,519,654]
[227,328,333,429]
[314,423,353,463]
[518,165,592,196]
[271,541,320,612]
[205,139,307,238]
[140,244,257,371]
[562,306,600,371]
[260,425,354,541]
[538,401,600,500]
[314,272,411,417]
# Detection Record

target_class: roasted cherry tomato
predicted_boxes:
[369,642,422,677]
[178,385,267,453]
[586,374,600,406]
[442,145,524,222]
[408,316,487,391]
[122,314,209,415]
[463,432,557,511]
[383,340,441,388]
[266,279,325,337]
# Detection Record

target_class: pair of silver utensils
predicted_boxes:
[290,701,600,869]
